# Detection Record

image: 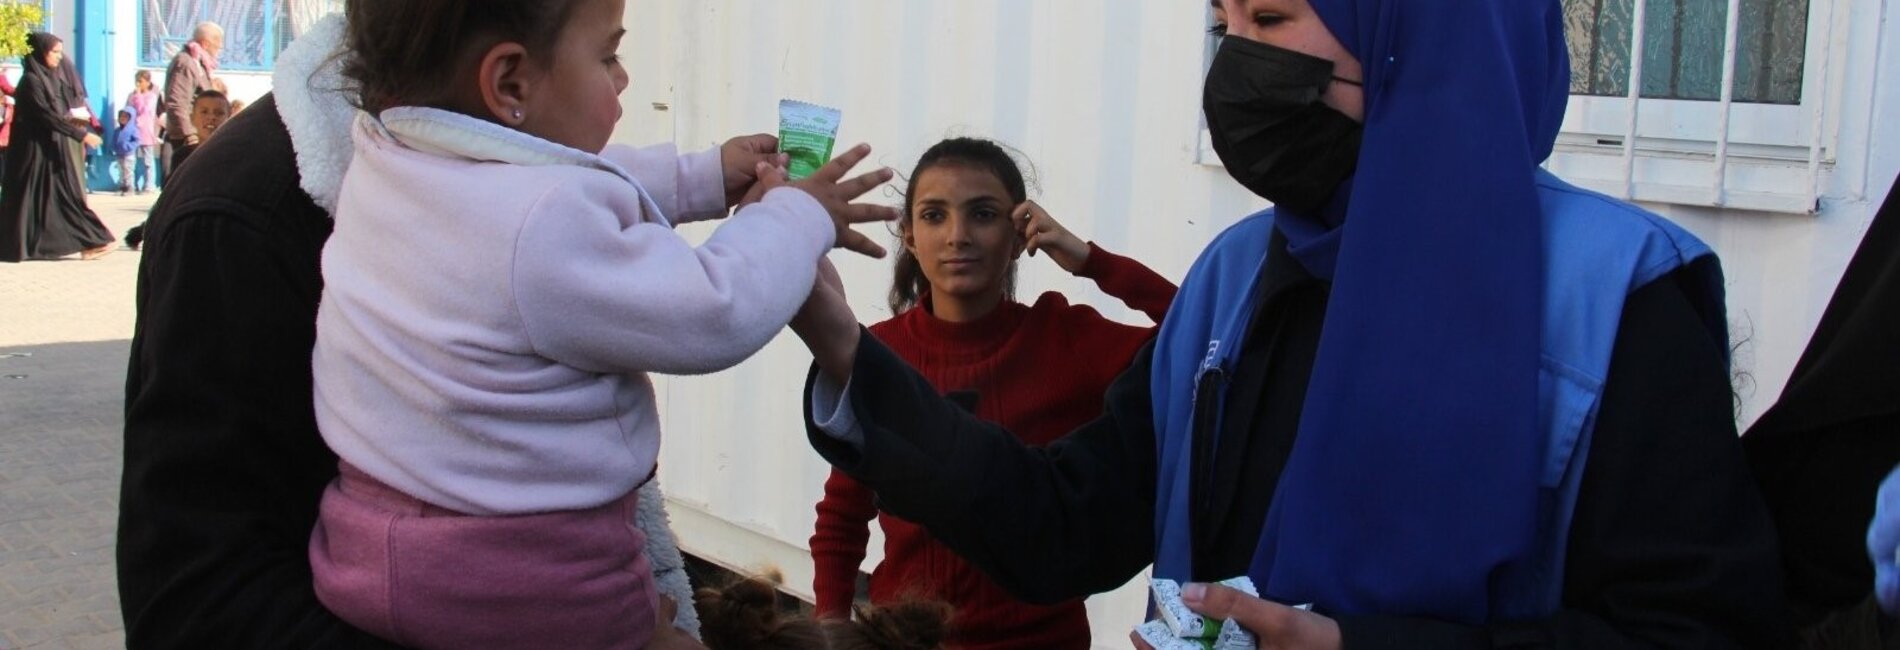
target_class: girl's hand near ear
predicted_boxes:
[1013,200,1091,274]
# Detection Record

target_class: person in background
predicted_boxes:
[0,66,17,178]
[113,109,138,195]
[126,90,229,249]
[57,49,89,191]
[230,98,245,114]
[0,33,109,262]
[810,137,1176,650]
[124,69,159,194]
[169,89,229,172]
[694,575,953,650]
[160,22,221,178]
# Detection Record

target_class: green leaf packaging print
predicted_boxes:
[778,100,841,180]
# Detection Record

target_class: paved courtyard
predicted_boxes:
[2,192,159,650]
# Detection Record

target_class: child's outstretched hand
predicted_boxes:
[750,143,898,259]
[1012,200,1091,274]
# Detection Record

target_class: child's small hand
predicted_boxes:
[1013,200,1091,274]
[789,143,899,259]
[737,160,788,210]
[720,134,788,208]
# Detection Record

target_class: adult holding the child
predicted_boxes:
[810,137,1176,649]
[0,32,110,262]
[790,0,1792,648]
[160,22,221,178]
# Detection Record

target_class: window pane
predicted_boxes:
[1565,0,1807,105]
[141,0,338,71]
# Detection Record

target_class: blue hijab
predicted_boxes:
[1246,0,1570,623]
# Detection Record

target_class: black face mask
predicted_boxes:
[1203,36,1363,214]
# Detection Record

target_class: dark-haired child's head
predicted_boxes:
[693,576,951,650]
[191,90,231,140]
[116,110,130,128]
[890,138,1031,317]
[134,69,153,92]
[341,0,630,153]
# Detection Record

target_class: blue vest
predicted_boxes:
[1149,170,1726,619]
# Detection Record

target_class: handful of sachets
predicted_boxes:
[1134,577,1260,650]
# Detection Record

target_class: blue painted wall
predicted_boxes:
[75,0,123,191]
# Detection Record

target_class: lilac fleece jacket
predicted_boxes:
[313,108,834,516]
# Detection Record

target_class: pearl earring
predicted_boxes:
[512,109,523,120]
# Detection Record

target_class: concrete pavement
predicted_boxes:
[2,191,158,650]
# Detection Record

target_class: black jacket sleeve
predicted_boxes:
[1335,271,1796,649]
[117,211,403,650]
[805,333,1160,604]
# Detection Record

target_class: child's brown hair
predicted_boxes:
[339,0,583,114]
[694,575,951,650]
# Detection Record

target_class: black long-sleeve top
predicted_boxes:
[807,235,1795,648]
[116,95,402,649]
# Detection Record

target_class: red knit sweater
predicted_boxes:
[810,243,1176,650]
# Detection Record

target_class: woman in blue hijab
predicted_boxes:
[790,0,1792,646]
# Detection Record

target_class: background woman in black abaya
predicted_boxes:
[0,32,110,263]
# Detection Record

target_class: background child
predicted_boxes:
[308,1,896,649]
[123,89,227,248]
[168,89,228,171]
[690,575,951,650]
[123,70,157,194]
[112,109,137,195]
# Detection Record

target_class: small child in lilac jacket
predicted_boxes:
[307,2,896,649]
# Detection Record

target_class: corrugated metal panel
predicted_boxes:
[611,2,1899,646]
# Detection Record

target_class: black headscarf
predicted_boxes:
[1744,173,1900,623]
[23,32,62,84]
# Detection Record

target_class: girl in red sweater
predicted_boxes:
[809,138,1176,649]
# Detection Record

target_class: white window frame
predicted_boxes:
[1194,0,1853,214]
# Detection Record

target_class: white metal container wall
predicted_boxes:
[609,1,1900,646]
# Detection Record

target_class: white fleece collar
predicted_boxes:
[277,14,655,220]
[374,107,641,186]
[272,14,353,215]
[366,107,664,225]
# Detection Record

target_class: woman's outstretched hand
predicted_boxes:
[1013,200,1091,274]
[745,143,898,259]
[791,257,860,384]
[1129,583,1341,650]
